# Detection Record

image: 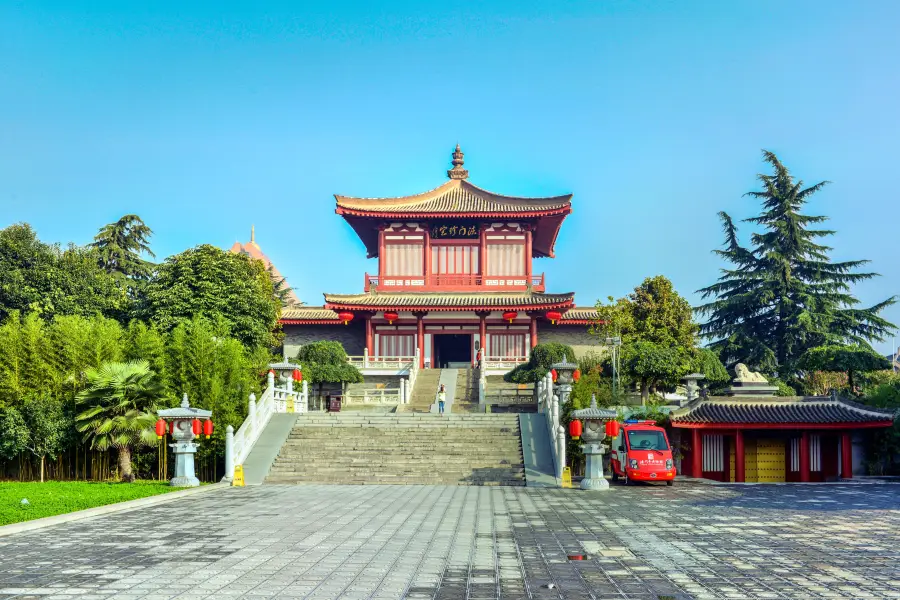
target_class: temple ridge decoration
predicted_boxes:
[447,144,469,180]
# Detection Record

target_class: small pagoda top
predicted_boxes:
[335,145,574,258]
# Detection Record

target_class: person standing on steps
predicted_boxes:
[438,384,446,414]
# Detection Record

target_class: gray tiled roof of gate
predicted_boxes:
[323,291,575,307]
[281,307,340,320]
[670,395,897,424]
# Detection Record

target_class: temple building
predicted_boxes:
[280,145,599,367]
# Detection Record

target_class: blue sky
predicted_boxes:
[1,1,898,354]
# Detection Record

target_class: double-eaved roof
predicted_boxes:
[670,395,897,428]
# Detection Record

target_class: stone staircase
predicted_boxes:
[265,413,525,486]
[406,368,441,412]
[453,368,481,412]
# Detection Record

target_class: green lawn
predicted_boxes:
[0,481,178,526]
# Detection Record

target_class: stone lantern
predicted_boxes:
[269,360,297,392]
[682,373,705,406]
[157,394,212,487]
[571,396,617,491]
[550,360,578,405]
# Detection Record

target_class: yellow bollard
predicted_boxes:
[233,464,245,487]
[561,466,573,488]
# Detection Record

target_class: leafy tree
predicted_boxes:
[503,342,575,383]
[622,341,692,402]
[75,361,164,482]
[696,151,896,377]
[141,245,280,349]
[0,407,29,461]
[22,394,71,482]
[90,215,155,280]
[268,264,297,308]
[295,341,363,401]
[798,344,891,392]
[0,224,126,321]
[690,348,730,390]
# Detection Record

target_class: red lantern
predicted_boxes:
[191,419,201,435]
[169,421,175,435]
[203,420,213,439]
[569,419,583,440]
[502,311,518,324]
[551,368,558,382]
[155,418,166,440]
[384,311,399,324]
[573,369,581,383]
[292,368,302,382]
[338,311,354,325]
[268,369,275,377]
[605,420,620,438]
[546,310,562,325]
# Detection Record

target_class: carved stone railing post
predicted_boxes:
[248,393,257,436]
[223,425,235,482]
[364,347,369,369]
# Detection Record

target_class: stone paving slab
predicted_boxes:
[0,482,899,599]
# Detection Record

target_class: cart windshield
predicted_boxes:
[627,430,669,451]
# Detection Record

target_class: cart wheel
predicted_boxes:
[666,480,674,487]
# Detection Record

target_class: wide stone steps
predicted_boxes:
[265,413,525,486]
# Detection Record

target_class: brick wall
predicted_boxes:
[282,323,366,359]
[537,323,604,359]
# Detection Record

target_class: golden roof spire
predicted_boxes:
[447,144,469,180]
[250,224,255,244]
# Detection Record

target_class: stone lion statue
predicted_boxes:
[734,363,768,383]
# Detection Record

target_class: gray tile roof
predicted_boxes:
[670,396,897,425]
[281,307,340,321]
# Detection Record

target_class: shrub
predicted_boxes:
[503,343,575,383]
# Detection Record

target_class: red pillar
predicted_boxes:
[735,429,745,483]
[479,225,487,280]
[423,224,431,285]
[365,314,374,358]
[841,431,853,479]
[478,311,487,362]
[691,429,703,478]
[800,431,810,482]
[377,227,386,283]
[524,227,533,283]
[415,312,426,369]
[529,314,538,349]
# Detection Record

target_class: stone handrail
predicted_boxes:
[347,351,415,371]
[537,372,565,483]
[232,383,275,467]
[343,388,403,406]
[483,356,528,370]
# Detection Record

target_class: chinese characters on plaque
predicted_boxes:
[431,225,478,239]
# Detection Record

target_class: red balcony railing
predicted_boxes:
[364,272,545,292]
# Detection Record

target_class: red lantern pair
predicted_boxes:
[155,418,166,440]
[190,419,215,439]
[502,311,518,324]
[569,419,583,440]
[546,310,562,325]
[384,311,399,324]
[292,368,303,383]
[605,420,620,438]
[338,311,354,325]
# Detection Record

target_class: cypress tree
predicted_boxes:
[696,151,896,376]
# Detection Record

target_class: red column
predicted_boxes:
[524,227,533,283]
[478,311,487,362]
[691,429,703,478]
[479,225,487,279]
[529,313,538,349]
[423,224,431,285]
[415,312,426,368]
[841,431,853,479]
[800,431,810,483]
[365,314,374,358]
[735,429,745,483]
[377,226,386,282]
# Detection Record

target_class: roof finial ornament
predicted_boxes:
[250,224,256,244]
[447,144,469,180]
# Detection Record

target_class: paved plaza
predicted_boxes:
[1,482,899,600]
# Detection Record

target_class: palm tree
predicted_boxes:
[76,360,165,482]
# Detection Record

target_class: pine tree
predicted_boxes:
[696,151,896,376]
[91,214,155,280]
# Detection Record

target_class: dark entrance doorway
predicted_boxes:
[434,334,472,368]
